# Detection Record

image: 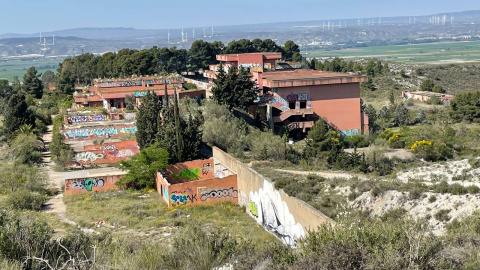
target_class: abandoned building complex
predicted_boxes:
[74,76,204,111]
[205,52,368,136]
[402,90,454,104]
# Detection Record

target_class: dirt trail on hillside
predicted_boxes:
[274,169,368,180]
[42,125,77,226]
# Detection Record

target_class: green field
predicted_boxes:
[304,40,480,64]
[0,57,65,81]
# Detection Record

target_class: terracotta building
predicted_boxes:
[205,53,368,136]
[260,69,368,136]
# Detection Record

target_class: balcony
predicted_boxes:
[287,121,314,132]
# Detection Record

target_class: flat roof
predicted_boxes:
[217,52,282,61]
[63,167,127,180]
[261,69,367,88]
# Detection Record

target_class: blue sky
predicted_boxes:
[1,0,478,34]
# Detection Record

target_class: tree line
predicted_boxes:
[56,39,301,86]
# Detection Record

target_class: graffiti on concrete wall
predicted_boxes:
[170,188,197,206]
[200,187,238,202]
[74,152,105,162]
[286,92,309,102]
[248,180,305,246]
[99,80,141,88]
[164,187,169,200]
[71,178,105,191]
[100,145,116,150]
[68,114,107,123]
[171,168,200,180]
[124,113,136,120]
[63,126,137,140]
[116,149,135,158]
[341,129,360,137]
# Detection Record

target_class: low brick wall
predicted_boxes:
[64,174,124,195]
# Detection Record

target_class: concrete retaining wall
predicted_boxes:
[212,147,333,246]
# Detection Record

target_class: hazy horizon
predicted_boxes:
[1,0,479,35]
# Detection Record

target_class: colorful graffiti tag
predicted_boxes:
[71,178,104,191]
[63,126,137,140]
[171,168,201,180]
[200,187,238,202]
[68,114,107,123]
[74,152,105,162]
[124,113,136,120]
[340,129,360,137]
[249,180,305,246]
[170,189,197,206]
[99,80,141,88]
[116,149,135,158]
[286,92,309,102]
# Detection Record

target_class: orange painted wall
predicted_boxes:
[275,83,362,132]
[73,140,139,165]
[159,175,238,207]
[64,175,122,195]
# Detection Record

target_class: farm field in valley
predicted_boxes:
[304,40,480,63]
[0,56,65,81]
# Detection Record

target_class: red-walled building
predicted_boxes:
[206,52,368,136]
[260,69,368,136]
[156,158,238,207]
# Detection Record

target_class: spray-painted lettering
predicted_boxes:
[124,113,136,120]
[74,152,105,162]
[170,191,197,206]
[100,145,116,150]
[116,149,135,158]
[200,187,238,202]
[71,178,104,191]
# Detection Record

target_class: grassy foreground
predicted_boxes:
[64,190,278,244]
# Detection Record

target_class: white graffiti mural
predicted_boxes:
[74,152,105,162]
[124,112,136,120]
[116,149,135,158]
[248,180,305,246]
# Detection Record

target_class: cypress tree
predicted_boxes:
[23,66,43,98]
[136,91,161,149]
[173,87,184,162]
[4,93,35,140]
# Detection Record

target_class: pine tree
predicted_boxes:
[211,64,257,111]
[4,93,34,139]
[23,66,43,99]
[394,102,410,126]
[136,91,161,149]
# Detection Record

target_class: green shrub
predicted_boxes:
[4,190,47,211]
[379,129,394,140]
[429,195,437,203]
[467,185,480,194]
[435,209,451,222]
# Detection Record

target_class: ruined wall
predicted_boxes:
[62,125,137,140]
[73,140,139,164]
[157,174,238,207]
[164,159,214,183]
[212,147,333,246]
[64,174,122,195]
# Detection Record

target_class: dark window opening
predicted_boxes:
[300,101,306,109]
[289,102,296,109]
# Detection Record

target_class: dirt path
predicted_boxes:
[42,125,77,226]
[274,169,368,180]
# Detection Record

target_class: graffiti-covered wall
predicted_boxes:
[62,125,137,140]
[155,158,238,207]
[64,174,123,195]
[212,147,333,246]
[73,140,139,164]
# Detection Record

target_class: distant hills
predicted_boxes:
[1,10,479,58]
